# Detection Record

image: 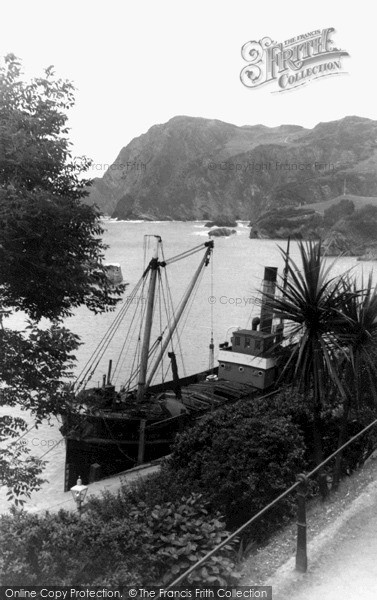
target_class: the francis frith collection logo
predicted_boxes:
[240,28,349,92]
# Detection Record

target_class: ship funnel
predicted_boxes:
[260,267,278,333]
[252,317,260,331]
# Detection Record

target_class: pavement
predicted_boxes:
[264,465,377,600]
[0,461,160,515]
[0,409,160,515]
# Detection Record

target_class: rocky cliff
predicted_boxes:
[249,197,377,256]
[86,115,377,221]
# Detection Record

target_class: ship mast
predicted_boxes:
[145,240,214,388]
[136,235,163,403]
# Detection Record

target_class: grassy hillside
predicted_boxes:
[304,195,377,215]
[88,115,377,220]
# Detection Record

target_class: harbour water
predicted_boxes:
[0,222,372,513]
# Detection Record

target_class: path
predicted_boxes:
[0,462,160,515]
[265,468,377,599]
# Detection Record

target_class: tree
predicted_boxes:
[0,54,124,321]
[0,54,124,502]
[262,241,349,496]
[0,322,81,503]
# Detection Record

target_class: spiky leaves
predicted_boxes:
[336,273,377,408]
[265,241,348,400]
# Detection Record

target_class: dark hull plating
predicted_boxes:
[62,369,264,490]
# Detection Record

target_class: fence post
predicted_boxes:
[295,473,308,573]
[89,462,101,483]
[137,419,146,465]
[64,462,71,492]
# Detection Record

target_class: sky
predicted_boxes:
[1,0,375,169]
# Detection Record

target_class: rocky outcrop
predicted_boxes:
[249,207,321,239]
[321,205,377,256]
[321,231,356,256]
[208,227,237,237]
[86,115,377,222]
[357,244,377,261]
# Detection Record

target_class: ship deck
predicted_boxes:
[84,377,260,419]
[170,378,259,413]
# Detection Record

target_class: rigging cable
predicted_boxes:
[174,265,206,379]
[75,274,145,390]
[112,274,151,386]
[77,240,213,391]
[123,273,150,393]
[158,266,206,386]
[159,246,189,379]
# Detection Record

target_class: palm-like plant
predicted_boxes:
[262,241,350,494]
[337,273,377,404]
[332,273,377,485]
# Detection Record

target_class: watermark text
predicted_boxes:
[208,296,254,307]
[90,162,147,172]
[206,161,335,172]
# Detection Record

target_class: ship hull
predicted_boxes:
[63,412,187,490]
[62,368,266,490]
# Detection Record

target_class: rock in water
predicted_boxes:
[357,243,377,261]
[208,227,237,237]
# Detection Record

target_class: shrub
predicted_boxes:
[0,493,237,586]
[324,199,355,226]
[255,387,377,480]
[167,396,306,536]
[345,204,377,238]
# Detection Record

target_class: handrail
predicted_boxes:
[166,480,301,588]
[306,416,377,479]
[166,414,377,588]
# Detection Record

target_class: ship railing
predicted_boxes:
[163,414,377,588]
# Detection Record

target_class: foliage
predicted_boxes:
[266,241,347,392]
[86,468,177,518]
[260,240,354,493]
[261,241,377,491]
[264,387,377,478]
[0,54,125,320]
[344,204,377,239]
[256,210,323,239]
[0,427,46,507]
[0,493,238,586]
[2,384,375,585]
[336,273,377,405]
[324,199,355,226]
[0,323,79,501]
[0,324,79,419]
[328,273,377,483]
[167,396,306,535]
[0,53,125,500]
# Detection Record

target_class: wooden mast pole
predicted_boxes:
[145,241,213,388]
[136,235,162,404]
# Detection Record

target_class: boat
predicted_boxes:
[61,236,284,490]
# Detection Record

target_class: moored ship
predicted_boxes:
[61,237,284,490]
